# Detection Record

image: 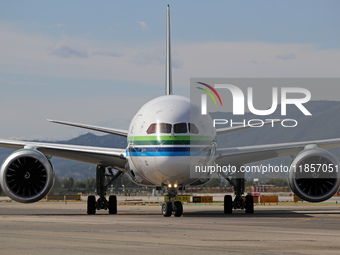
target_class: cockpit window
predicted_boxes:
[146,123,172,134]
[158,123,172,133]
[189,123,199,134]
[174,123,187,134]
[147,123,198,134]
[146,123,157,134]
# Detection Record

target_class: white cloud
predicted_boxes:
[0,95,146,140]
[133,47,164,66]
[56,24,65,28]
[137,21,148,30]
[92,50,123,57]
[1,25,340,88]
[1,27,340,90]
[48,44,88,59]
[277,53,296,60]
[173,41,340,80]
[1,23,340,139]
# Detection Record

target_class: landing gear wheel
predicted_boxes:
[108,195,117,214]
[224,195,233,214]
[174,201,183,217]
[162,202,172,217]
[245,195,254,214]
[87,195,96,215]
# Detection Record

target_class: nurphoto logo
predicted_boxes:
[194,79,313,128]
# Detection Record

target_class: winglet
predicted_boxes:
[166,5,172,95]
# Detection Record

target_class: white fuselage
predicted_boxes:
[126,95,216,187]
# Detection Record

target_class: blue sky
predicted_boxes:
[1,1,340,139]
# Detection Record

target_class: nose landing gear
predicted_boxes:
[162,186,183,217]
[162,200,183,217]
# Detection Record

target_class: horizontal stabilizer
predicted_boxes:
[48,119,128,137]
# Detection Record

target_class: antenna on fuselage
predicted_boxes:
[166,5,173,95]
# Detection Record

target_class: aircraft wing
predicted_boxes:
[216,138,340,166]
[48,119,128,137]
[0,139,127,171]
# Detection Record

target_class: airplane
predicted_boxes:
[1,5,340,217]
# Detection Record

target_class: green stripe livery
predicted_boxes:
[127,136,215,145]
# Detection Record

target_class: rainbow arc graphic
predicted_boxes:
[196,82,223,115]
[196,82,223,106]
[196,82,223,110]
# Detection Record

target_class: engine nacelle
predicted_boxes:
[289,148,340,202]
[0,149,55,203]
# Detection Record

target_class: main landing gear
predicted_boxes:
[224,168,254,214]
[162,185,183,217]
[87,165,122,215]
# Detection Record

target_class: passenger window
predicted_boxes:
[174,123,187,134]
[146,123,157,134]
[189,123,199,134]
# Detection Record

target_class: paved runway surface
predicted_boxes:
[0,202,340,255]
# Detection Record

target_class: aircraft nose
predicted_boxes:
[155,140,190,177]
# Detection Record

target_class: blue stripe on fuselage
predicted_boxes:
[126,146,211,157]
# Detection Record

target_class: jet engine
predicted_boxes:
[0,149,55,203]
[289,148,340,202]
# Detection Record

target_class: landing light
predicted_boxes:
[168,184,172,188]
[174,184,178,188]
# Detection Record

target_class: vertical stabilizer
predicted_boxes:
[166,5,173,95]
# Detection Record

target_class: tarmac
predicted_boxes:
[0,200,340,255]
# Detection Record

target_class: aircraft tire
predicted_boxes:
[224,195,233,214]
[162,202,172,217]
[87,195,96,215]
[245,195,254,214]
[174,201,183,217]
[108,195,117,214]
